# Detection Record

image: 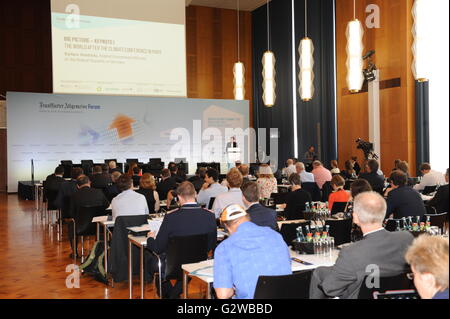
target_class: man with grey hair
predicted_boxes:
[295,162,315,183]
[282,159,296,177]
[309,191,414,299]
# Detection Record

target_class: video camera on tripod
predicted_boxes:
[356,138,379,160]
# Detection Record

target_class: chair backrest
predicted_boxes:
[301,182,322,201]
[74,206,107,236]
[208,197,216,210]
[422,185,438,195]
[271,192,287,205]
[384,219,405,232]
[104,159,117,164]
[165,234,209,280]
[425,205,437,215]
[358,273,416,299]
[321,181,333,202]
[280,221,310,246]
[254,270,313,299]
[325,218,353,246]
[344,180,354,191]
[425,213,448,230]
[331,202,348,215]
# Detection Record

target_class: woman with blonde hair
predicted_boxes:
[405,235,449,299]
[256,164,278,199]
[136,173,160,213]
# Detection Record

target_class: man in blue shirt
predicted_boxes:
[197,168,228,208]
[214,204,292,299]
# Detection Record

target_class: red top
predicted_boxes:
[328,189,350,211]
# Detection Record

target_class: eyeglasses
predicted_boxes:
[407,272,415,280]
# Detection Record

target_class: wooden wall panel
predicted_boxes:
[336,0,416,175]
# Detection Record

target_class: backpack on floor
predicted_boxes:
[79,240,108,284]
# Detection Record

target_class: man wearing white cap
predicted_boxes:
[213,204,291,299]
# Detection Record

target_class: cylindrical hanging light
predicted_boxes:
[262,0,276,107]
[298,0,314,101]
[233,62,245,100]
[234,0,246,100]
[412,0,431,82]
[346,0,364,93]
[262,51,276,106]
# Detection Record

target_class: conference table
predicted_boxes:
[181,249,340,299]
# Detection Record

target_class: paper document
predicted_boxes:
[92,216,108,223]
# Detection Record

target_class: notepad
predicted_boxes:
[190,266,214,277]
[92,216,109,223]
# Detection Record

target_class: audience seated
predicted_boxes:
[295,162,315,183]
[188,167,207,193]
[351,156,361,176]
[428,168,449,214]
[213,168,245,219]
[405,235,449,299]
[214,204,291,299]
[168,162,185,183]
[256,164,278,199]
[68,175,109,256]
[90,165,112,189]
[282,159,296,177]
[414,163,446,192]
[396,161,415,187]
[146,182,217,298]
[309,192,414,299]
[197,168,228,207]
[44,165,65,194]
[330,160,341,175]
[55,167,84,218]
[328,175,350,211]
[131,166,141,188]
[386,171,426,219]
[341,160,357,180]
[312,160,332,190]
[238,164,251,184]
[111,175,148,220]
[108,160,121,174]
[156,168,177,200]
[136,173,160,214]
[241,181,278,231]
[105,171,122,202]
[358,159,385,194]
[281,173,312,220]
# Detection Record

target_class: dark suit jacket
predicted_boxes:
[315,229,414,299]
[55,179,78,217]
[247,203,278,231]
[359,172,385,193]
[386,186,426,219]
[69,186,109,218]
[106,183,120,202]
[147,204,217,255]
[90,173,112,189]
[284,189,312,220]
[136,188,157,213]
[44,174,65,192]
[157,177,177,200]
[188,175,204,193]
[428,184,449,214]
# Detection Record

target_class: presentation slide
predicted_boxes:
[7,92,250,192]
[51,0,187,97]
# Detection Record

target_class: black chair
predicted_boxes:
[384,219,405,232]
[425,213,448,230]
[280,221,310,247]
[254,270,313,299]
[321,182,333,202]
[425,205,437,215]
[302,182,322,201]
[68,205,106,263]
[271,192,287,205]
[357,273,416,299]
[330,202,348,215]
[60,160,73,178]
[208,197,216,210]
[153,234,209,299]
[325,218,353,246]
[81,160,94,175]
[344,180,354,191]
[104,158,117,164]
[422,185,438,195]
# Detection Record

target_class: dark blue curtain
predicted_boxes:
[415,81,429,175]
[294,0,337,167]
[252,0,337,170]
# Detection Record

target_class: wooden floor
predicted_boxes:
[0,193,206,299]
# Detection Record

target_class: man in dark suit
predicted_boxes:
[90,165,112,189]
[283,173,312,220]
[188,167,207,193]
[359,159,385,194]
[68,175,109,256]
[386,170,426,219]
[146,181,217,298]
[428,168,449,214]
[309,191,414,299]
[45,166,65,192]
[157,168,177,200]
[241,181,278,231]
[55,167,84,218]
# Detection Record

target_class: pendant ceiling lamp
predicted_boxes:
[262,0,276,107]
[298,0,314,101]
[234,0,245,100]
[346,0,364,93]
[411,0,431,82]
